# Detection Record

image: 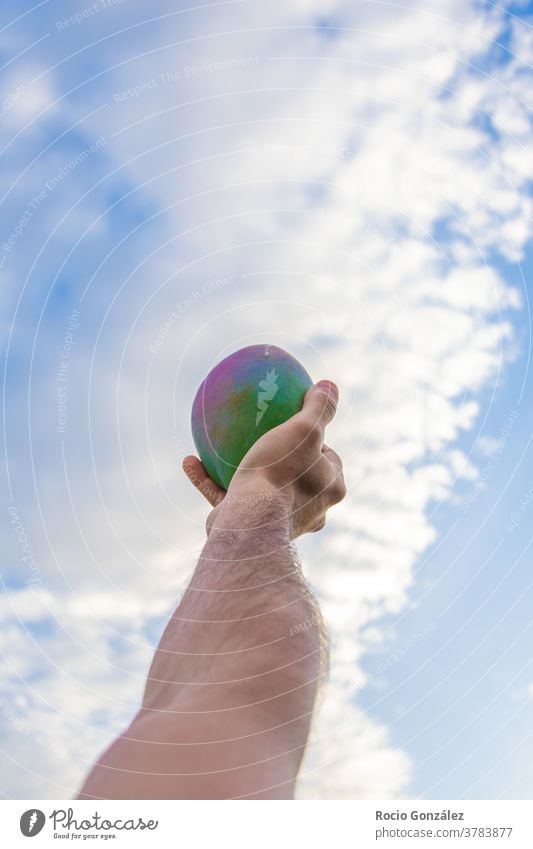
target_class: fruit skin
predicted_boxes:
[191,344,313,490]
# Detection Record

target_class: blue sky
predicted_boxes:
[358,227,533,798]
[1,0,532,799]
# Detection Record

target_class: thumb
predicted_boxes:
[301,380,339,430]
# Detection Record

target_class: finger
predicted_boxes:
[322,445,346,503]
[301,381,339,437]
[182,455,225,507]
[322,444,343,474]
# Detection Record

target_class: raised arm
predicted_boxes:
[78,381,345,799]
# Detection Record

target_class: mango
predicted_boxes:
[191,344,313,489]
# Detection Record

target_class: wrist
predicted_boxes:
[206,476,292,539]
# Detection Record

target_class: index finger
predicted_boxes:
[182,455,226,506]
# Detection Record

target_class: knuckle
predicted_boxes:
[323,397,337,421]
[329,477,347,504]
[328,447,342,466]
[316,390,337,422]
[307,420,324,443]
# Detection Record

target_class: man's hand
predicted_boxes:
[183,380,346,538]
[78,380,345,800]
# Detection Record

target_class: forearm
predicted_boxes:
[145,489,324,704]
[79,488,326,799]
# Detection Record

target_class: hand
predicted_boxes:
[183,380,346,539]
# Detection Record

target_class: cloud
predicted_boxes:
[0,0,530,799]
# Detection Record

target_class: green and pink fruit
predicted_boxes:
[191,344,313,490]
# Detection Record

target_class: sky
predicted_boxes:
[0,0,532,799]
